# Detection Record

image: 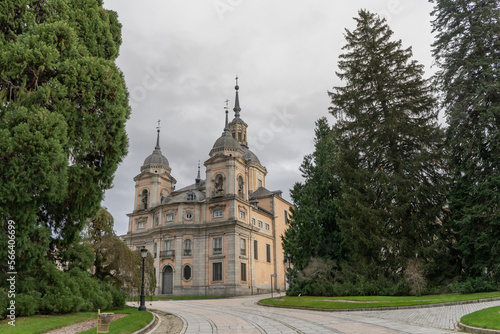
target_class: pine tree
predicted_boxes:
[282,117,343,271]
[430,0,500,280]
[329,10,448,287]
[0,0,130,304]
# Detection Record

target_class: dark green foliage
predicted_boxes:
[283,118,343,271]
[430,0,500,280]
[0,264,122,317]
[0,0,129,314]
[446,277,500,294]
[329,10,449,287]
[282,118,345,294]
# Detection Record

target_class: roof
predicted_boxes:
[174,180,206,193]
[143,149,169,167]
[243,147,261,164]
[249,187,274,199]
[212,132,242,150]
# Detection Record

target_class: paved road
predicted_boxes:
[149,295,500,334]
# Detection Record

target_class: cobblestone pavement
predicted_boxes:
[150,295,500,334]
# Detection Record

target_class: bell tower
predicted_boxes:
[133,121,176,212]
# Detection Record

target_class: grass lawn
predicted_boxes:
[0,311,96,334]
[0,306,153,334]
[460,306,500,330]
[259,292,500,310]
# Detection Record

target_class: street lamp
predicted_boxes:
[284,253,293,290]
[139,248,148,311]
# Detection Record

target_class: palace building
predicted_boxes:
[122,81,292,296]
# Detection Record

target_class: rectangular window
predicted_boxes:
[241,263,247,282]
[240,238,246,256]
[252,218,256,226]
[239,211,246,219]
[212,262,223,282]
[161,239,173,257]
[213,237,222,255]
[258,220,263,228]
[284,210,289,225]
[254,240,258,260]
[166,214,174,222]
[266,244,271,263]
[265,223,270,231]
[138,221,146,229]
[213,210,223,218]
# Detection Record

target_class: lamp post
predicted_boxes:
[284,253,293,290]
[139,248,148,311]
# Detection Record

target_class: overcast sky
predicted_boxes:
[101,0,437,236]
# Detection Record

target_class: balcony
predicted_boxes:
[160,250,175,258]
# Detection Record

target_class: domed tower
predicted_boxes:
[205,104,245,201]
[227,78,267,192]
[133,124,176,212]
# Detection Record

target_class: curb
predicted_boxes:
[458,322,500,334]
[257,297,500,313]
[131,311,159,334]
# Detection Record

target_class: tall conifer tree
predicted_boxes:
[329,10,447,285]
[431,0,500,279]
[283,117,343,271]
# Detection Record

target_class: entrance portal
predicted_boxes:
[162,266,173,294]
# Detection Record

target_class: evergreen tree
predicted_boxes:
[282,117,343,272]
[0,0,130,309]
[329,10,448,288]
[430,0,500,280]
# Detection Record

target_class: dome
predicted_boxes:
[141,128,170,171]
[212,132,242,150]
[143,148,170,167]
[243,147,261,164]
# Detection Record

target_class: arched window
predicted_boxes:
[141,189,149,210]
[214,174,224,196]
[238,175,244,197]
[184,239,192,256]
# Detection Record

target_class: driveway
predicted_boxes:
[149,294,500,333]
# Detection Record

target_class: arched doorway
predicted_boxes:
[162,265,173,294]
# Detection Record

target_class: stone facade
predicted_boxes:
[121,82,292,296]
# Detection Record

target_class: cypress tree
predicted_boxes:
[329,10,448,288]
[0,0,130,309]
[430,0,500,280]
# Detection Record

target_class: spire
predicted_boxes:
[224,100,229,131]
[233,76,241,118]
[222,100,230,135]
[195,160,201,186]
[154,119,161,152]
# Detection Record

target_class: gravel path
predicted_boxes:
[42,310,183,334]
[44,314,128,334]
